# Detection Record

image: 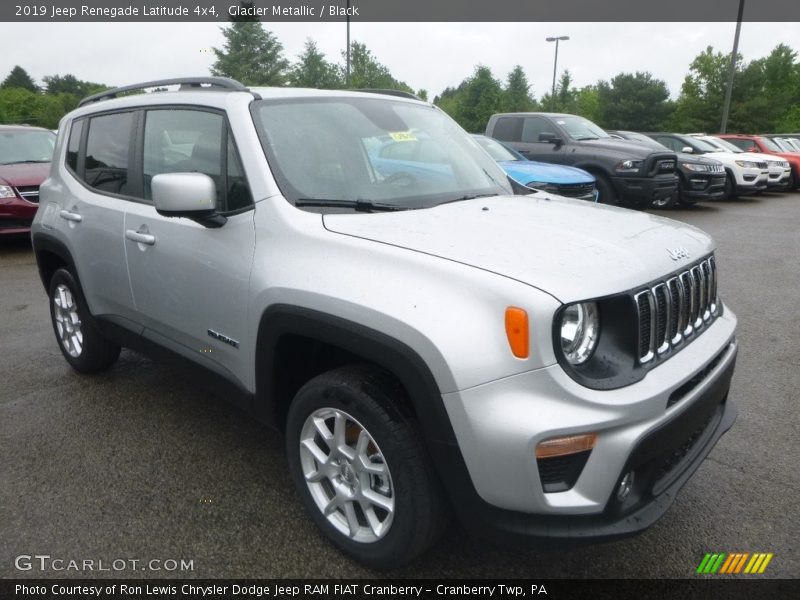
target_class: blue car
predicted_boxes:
[472,134,597,201]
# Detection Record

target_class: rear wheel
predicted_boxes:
[285,365,447,569]
[48,268,121,373]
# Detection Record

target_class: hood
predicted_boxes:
[499,160,594,185]
[574,137,659,158]
[323,195,714,302]
[0,163,50,187]
[677,152,720,165]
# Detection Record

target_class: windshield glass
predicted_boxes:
[251,97,511,210]
[0,129,56,164]
[706,136,743,153]
[758,137,781,152]
[557,116,610,140]
[620,131,668,150]
[473,135,520,162]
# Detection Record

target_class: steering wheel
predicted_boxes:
[382,172,417,187]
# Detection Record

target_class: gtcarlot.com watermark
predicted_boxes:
[15,554,194,573]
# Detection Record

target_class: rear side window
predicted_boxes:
[66,120,83,173]
[492,117,523,142]
[84,112,133,195]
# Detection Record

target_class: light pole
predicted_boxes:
[546,36,569,111]
[720,0,745,133]
[345,0,351,86]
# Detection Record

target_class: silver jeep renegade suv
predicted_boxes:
[31,78,738,568]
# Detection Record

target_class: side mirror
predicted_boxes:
[538,132,563,145]
[681,146,694,154]
[151,172,226,228]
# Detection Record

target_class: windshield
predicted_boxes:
[620,131,668,150]
[758,137,781,152]
[251,97,511,211]
[557,116,610,140]
[0,129,56,165]
[705,136,744,153]
[473,135,520,162]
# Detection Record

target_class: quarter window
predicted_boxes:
[66,119,83,174]
[84,112,133,194]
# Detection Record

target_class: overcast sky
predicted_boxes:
[3,22,800,100]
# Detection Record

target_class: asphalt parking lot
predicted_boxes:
[1,193,798,579]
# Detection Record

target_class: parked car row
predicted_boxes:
[480,111,799,211]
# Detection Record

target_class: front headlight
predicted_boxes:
[559,302,600,365]
[735,160,757,168]
[0,185,16,199]
[682,162,708,172]
[526,181,558,193]
[614,159,643,174]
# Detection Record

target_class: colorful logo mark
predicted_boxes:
[696,552,773,574]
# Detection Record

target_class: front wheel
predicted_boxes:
[593,174,620,206]
[723,173,737,199]
[285,365,447,568]
[48,268,120,373]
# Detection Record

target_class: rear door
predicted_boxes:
[58,112,138,324]
[123,107,256,385]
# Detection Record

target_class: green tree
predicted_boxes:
[540,70,578,113]
[502,65,535,112]
[416,89,428,101]
[290,39,342,88]
[671,46,738,132]
[2,66,38,92]
[42,74,107,99]
[575,85,601,123]
[211,22,289,86]
[452,66,504,132]
[596,72,672,130]
[342,42,412,92]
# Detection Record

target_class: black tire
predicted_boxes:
[48,268,121,373]
[675,176,697,207]
[285,364,448,569]
[723,172,737,199]
[593,173,620,206]
[652,189,678,209]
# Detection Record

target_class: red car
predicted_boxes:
[718,133,800,190]
[0,125,56,236]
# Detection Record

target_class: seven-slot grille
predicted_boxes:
[15,186,40,203]
[634,256,718,364]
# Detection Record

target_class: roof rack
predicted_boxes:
[352,89,422,101]
[78,77,260,107]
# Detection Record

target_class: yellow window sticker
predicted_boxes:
[389,131,417,142]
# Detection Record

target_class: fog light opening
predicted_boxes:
[617,471,635,501]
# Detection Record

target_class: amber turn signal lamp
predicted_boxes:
[535,433,598,459]
[505,307,529,359]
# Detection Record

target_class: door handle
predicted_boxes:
[125,229,156,246]
[59,210,82,223]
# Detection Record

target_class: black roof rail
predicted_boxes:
[351,89,422,101]
[78,77,260,107]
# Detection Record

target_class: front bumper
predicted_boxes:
[736,171,769,194]
[681,172,727,201]
[0,196,37,235]
[766,172,792,190]
[611,174,678,207]
[436,308,737,545]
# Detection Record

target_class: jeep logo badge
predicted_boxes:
[667,247,691,261]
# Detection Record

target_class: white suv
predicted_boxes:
[31,78,738,568]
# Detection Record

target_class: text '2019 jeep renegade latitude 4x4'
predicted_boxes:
[32,78,738,568]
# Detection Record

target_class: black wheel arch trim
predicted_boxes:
[254,304,457,445]
[31,232,79,291]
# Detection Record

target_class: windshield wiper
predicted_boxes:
[437,192,500,206]
[0,159,50,165]
[295,198,408,212]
